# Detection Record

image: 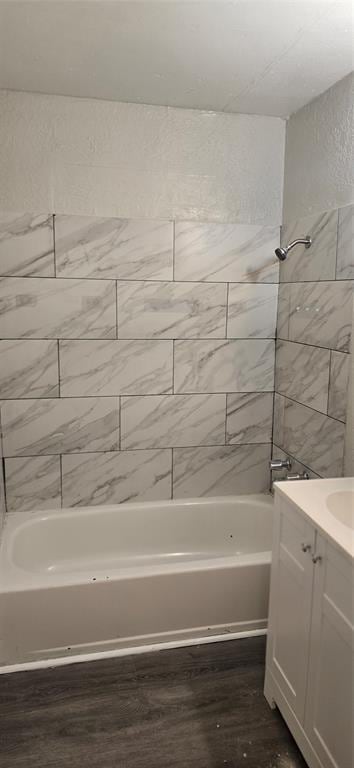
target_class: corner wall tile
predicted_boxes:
[62,449,172,506]
[0,277,117,339]
[174,221,279,282]
[280,210,338,282]
[288,280,353,351]
[173,444,271,497]
[174,339,275,393]
[59,339,173,396]
[336,205,354,279]
[227,283,278,338]
[271,444,320,480]
[275,340,330,413]
[1,398,119,457]
[0,340,59,399]
[55,215,173,280]
[117,280,227,339]
[121,394,226,449]
[273,394,345,477]
[276,283,291,340]
[0,212,54,277]
[5,455,61,513]
[328,351,350,422]
[226,393,273,444]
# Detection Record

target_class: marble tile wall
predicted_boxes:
[273,204,353,478]
[0,211,279,512]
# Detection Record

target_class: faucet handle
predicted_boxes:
[286,472,309,481]
[270,458,292,471]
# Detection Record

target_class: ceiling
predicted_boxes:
[0,0,353,118]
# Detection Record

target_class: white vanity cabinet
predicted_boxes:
[264,491,354,768]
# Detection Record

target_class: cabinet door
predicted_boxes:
[267,497,316,723]
[305,535,354,768]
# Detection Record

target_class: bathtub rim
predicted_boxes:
[0,493,273,592]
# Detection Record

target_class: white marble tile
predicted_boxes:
[336,205,354,279]
[174,221,279,283]
[275,340,330,413]
[227,283,278,338]
[226,393,273,444]
[173,444,271,498]
[280,210,338,282]
[62,449,172,506]
[0,277,117,339]
[55,215,173,280]
[121,394,226,449]
[59,339,172,396]
[288,280,353,352]
[273,393,345,477]
[276,283,291,340]
[271,444,320,480]
[174,339,275,393]
[1,398,119,457]
[0,340,59,399]
[0,212,54,277]
[328,351,350,422]
[5,455,61,513]
[117,280,227,339]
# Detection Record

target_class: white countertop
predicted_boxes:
[274,477,354,560]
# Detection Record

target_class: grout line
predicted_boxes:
[0,336,276,343]
[327,350,332,418]
[172,339,175,394]
[275,336,349,354]
[171,447,174,499]
[225,282,229,339]
[59,454,63,508]
[57,339,61,398]
[172,221,175,281]
[0,391,276,400]
[52,214,57,278]
[224,393,228,445]
[274,390,345,425]
[115,280,118,339]
[334,208,340,281]
[0,274,282,285]
[118,396,122,451]
[2,443,273,460]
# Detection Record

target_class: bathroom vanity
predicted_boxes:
[264,478,354,768]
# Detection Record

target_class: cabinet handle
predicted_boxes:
[301,543,311,552]
[312,554,322,564]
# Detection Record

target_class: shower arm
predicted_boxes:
[287,236,312,253]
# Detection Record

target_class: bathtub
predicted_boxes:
[0,494,273,672]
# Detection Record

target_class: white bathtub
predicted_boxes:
[0,494,273,671]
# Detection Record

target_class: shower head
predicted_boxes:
[275,235,312,261]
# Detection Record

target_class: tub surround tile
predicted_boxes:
[273,394,345,478]
[226,393,273,444]
[121,394,226,449]
[227,283,278,339]
[55,215,173,280]
[336,205,354,280]
[117,280,227,339]
[0,212,54,277]
[174,339,275,394]
[174,222,279,283]
[271,444,320,480]
[275,340,330,413]
[5,455,61,513]
[0,277,117,339]
[0,340,59,399]
[62,449,172,507]
[59,339,173,396]
[173,443,271,498]
[280,211,338,283]
[328,351,350,422]
[288,280,353,352]
[1,398,119,457]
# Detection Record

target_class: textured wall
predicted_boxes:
[283,73,354,222]
[0,211,279,513]
[0,90,285,226]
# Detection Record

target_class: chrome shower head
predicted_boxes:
[274,235,312,261]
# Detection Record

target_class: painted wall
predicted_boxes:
[273,73,354,479]
[283,72,354,222]
[0,90,285,225]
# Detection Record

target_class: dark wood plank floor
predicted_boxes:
[0,637,307,768]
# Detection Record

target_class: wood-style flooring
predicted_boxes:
[0,636,308,768]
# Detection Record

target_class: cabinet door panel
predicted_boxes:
[268,497,315,723]
[305,535,354,768]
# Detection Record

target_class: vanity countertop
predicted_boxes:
[274,477,354,560]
